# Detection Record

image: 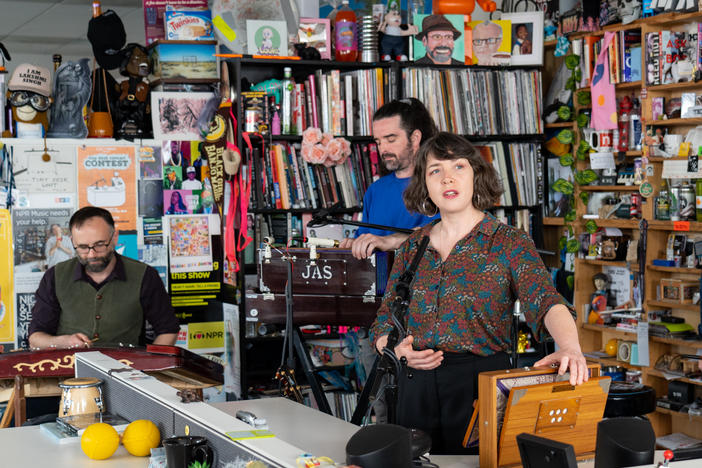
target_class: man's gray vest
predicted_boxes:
[54,256,146,345]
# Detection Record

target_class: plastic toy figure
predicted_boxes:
[379,3,418,61]
[433,0,496,23]
[3,63,52,138]
[48,59,91,138]
[115,43,151,139]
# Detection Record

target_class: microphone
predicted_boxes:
[293,236,339,248]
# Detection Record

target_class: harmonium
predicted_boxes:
[471,364,610,467]
[245,248,394,328]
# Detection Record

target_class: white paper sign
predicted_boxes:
[661,159,702,179]
[589,152,616,170]
[634,322,649,367]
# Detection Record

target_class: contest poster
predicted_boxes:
[77,146,137,231]
[0,209,15,343]
[168,215,213,273]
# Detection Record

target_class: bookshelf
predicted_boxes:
[544,10,702,442]
[230,56,551,404]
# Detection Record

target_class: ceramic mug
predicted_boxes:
[163,435,214,468]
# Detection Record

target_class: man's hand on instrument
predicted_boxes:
[56,333,93,349]
[534,346,589,386]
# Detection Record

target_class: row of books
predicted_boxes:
[249,142,382,211]
[402,67,543,136]
[476,141,544,208]
[246,67,397,137]
[575,30,642,88]
[646,26,699,86]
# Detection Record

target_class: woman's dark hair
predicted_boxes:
[404,132,503,214]
[372,98,437,145]
[170,191,187,211]
[69,206,115,232]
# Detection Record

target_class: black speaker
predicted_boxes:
[668,381,694,404]
[594,417,655,468]
[346,424,412,468]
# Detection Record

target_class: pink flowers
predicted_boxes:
[301,127,351,166]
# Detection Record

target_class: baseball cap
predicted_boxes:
[87,10,127,70]
[186,166,196,173]
[8,64,52,96]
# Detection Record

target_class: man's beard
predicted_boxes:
[381,142,413,172]
[79,249,115,273]
[429,46,452,63]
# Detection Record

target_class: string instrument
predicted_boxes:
[274,365,303,403]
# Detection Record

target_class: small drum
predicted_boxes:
[58,377,105,417]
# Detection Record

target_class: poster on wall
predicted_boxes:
[12,208,73,293]
[15,292,36,349]
[0,209,16,344]
[11,141,77,207]
[77,145,137,231]
[167,214,213,273]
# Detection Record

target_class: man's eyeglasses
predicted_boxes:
[428,33,454,42]
[73,239,112,254]
[9,91,50,112]
[473,37,501,46]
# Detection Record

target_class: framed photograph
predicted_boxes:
[151,91,215,140]
[467,19,512,65]
[412,14,465,65]
[298,18,331,60]
[247,19,288,56]
[502,12,544,66]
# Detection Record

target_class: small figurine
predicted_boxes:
[0,42,10,71]
[114,43,151,139]
[48,58,91,138]
[544,18,557,42]
[591,272,612,312]
[378,2,418,61]
[4,63,52,138]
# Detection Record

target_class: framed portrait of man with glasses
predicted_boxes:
[467,19,513,66]
[412,14,464,65]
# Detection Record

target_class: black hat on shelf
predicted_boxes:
[87,9,127,70]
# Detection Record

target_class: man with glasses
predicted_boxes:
[472,20,505,65]
[28,206,179,349]
[415,14,463,65]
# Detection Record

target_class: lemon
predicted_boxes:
[122,419,161,457]
[81,422,120,460]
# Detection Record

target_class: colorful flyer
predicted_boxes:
[168,215,213,273]
[0,209,15,343]
[77,145,137,231]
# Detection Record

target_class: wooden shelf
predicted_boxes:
[545,121,575,128]
[648,265,702,275]
[650,336,702,349]
[586,356,643,369]
[646,300,700,312]
[582,323,637,340]
[646,117,702,127]
[543,217,566,226]
[578,258,632,268]
[592,218,640,229]
[646,80,702,93]
[625,150,643,157]
[655,407,702,421]
[646,220,702,232]
[643,11,702,26]
[648,156,690,162]
[647,368,702,386]
[616,80,642,90]
[580,185,640,191]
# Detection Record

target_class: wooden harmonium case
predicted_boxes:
[247,248,394,327]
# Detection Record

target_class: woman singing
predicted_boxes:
[369,132,587,454]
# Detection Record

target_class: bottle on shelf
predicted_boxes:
[629,99,641,151]
[696,178,702,222]
[334,0,358,62]
[656,180,670,221]
[617,96,632,152]
[281,67,294,134]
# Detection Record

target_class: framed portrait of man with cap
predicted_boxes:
[412,14,464,65]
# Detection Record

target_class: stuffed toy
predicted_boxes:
[3,63,52,138]
[378,2,418,61]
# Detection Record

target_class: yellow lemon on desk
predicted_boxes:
[81,422,120,460]
[122,419,161,456]
[605,339,619,357]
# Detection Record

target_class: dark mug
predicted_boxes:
[163,435,214,468]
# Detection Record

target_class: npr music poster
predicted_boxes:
[0,210,15,343]
[78,146,137,231]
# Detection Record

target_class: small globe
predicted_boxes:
[81,422,120,460]
[122,419,161,456]
[605,339,618,357]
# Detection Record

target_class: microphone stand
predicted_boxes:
[307,203,414,235]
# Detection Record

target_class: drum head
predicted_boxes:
[59,377,102,388]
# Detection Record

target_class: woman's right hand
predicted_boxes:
[376,334,443,370]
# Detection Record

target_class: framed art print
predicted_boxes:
[412,14,465,65]
[247,19,288,56]
[467,19,512,66]
[298,17,331,60]
[503,11,544,66]
[151,91,215,140]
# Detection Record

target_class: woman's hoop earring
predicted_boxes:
[422,199,438,216]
